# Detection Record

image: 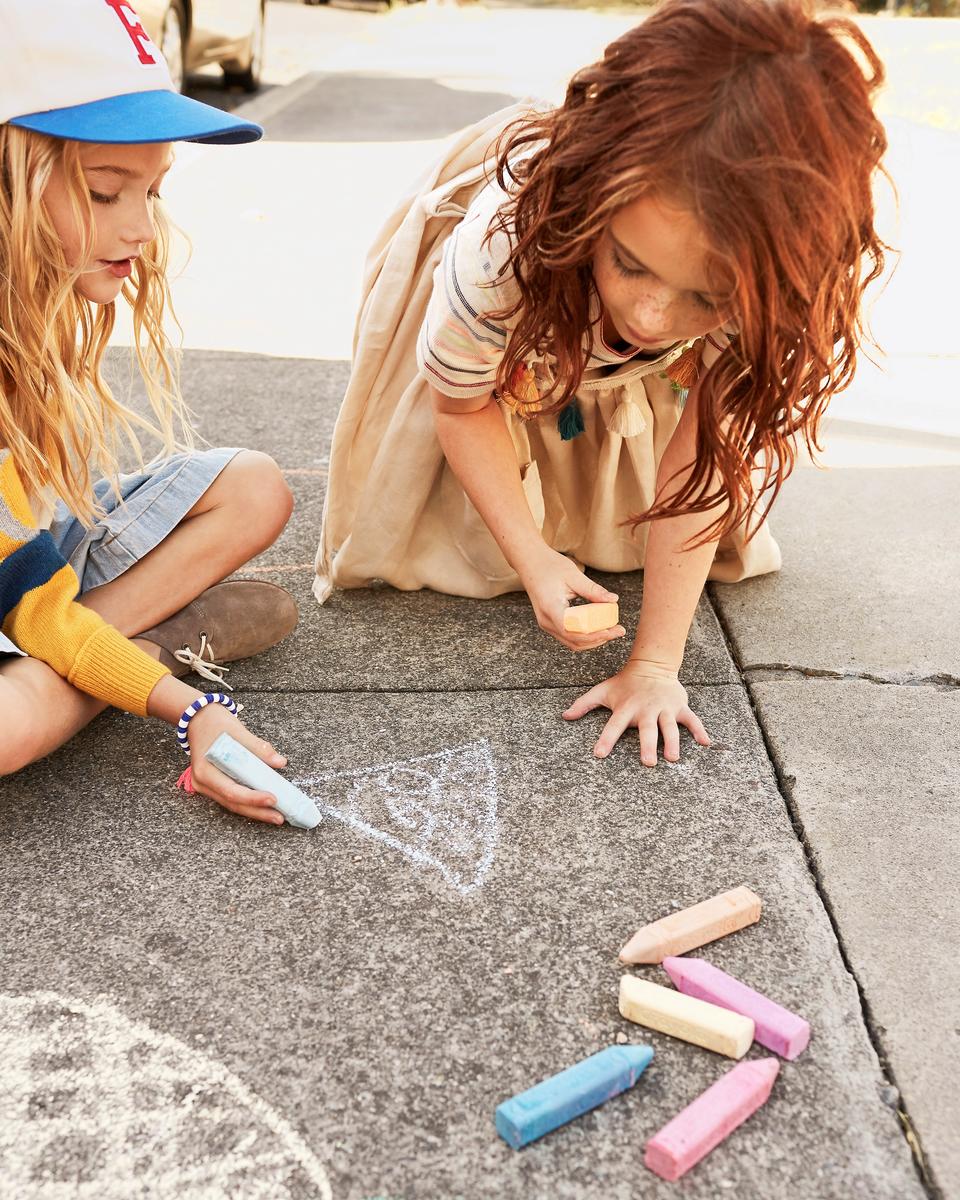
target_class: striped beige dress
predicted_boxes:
[314,104,780,604]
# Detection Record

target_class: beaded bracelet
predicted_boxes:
[176,692,239,754]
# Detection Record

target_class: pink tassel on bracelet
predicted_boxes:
[176,765,196,794]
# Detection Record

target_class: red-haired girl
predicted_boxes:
[315,0,887,765]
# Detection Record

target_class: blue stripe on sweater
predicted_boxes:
[0,531,71,626]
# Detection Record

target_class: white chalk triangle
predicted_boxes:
[295,740,498,896]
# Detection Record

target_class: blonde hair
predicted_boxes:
[0,126,193,522]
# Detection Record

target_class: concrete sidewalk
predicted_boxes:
[0,348,929,1199]
[2,5,957,1197]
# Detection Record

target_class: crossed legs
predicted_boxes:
[0,451,293,775]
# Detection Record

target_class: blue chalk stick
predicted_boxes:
[495,1043,654,1149]
[204,733,320,830]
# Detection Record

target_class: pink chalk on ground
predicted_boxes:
[644,1057,780,1182]
[663,957,811,1060]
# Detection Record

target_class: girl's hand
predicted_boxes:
[517,546,626,651]
[562,659,710,764]
[184,703,288,825]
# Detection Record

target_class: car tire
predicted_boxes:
[159,0,187,93]
[222,4,265,93]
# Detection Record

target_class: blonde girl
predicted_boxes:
[1,0,297,822]
[316,0,887,765]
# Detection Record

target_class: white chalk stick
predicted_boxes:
[619,976,754,1059]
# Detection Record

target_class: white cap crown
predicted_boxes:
[1,0,175,126]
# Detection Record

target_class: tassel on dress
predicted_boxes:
[557,398,585,441]
[606,386,647,438]
[502,362,544,418]
[664,338,705,393]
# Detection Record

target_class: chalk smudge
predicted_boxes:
[0,991,332,1199]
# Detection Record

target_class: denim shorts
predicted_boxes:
[0,447,239,658]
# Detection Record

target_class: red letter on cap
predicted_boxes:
[104,0,158,65]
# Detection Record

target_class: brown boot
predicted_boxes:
[138,580,298,688]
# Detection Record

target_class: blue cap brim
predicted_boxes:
[9,90,262,145]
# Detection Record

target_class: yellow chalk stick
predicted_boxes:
[619,976,755,1059]
[619,886,762,964]
[563,602,619,634]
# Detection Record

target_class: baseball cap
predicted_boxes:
[1,0,263,145]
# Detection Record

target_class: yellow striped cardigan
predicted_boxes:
[0,450,169,716]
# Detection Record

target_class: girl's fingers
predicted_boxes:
[190,766,278,812]
[576,625,626,647]
[189,779,284,825]
[204,785,284,825]
[593,711,632,758]
[659,714,681,762]
[637,722,661,767]
[561,625,626,652]
[573,576,619,604]
[562,686,606,720]
[679,706,710,746]
[221,801,285,826]
[218,722,287,769]
[241,735,287,768]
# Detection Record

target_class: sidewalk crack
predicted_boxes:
[742,662,960,690]
[709,601,941,1198]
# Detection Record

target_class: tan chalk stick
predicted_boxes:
[563,602,619,634]
[619,886,762,964]
[619,976,755,1059]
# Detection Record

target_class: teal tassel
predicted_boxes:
[557,398,585,441]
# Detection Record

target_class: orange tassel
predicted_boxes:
[665,339,705,390]
[508,363,540,405]
[501,363,544,418]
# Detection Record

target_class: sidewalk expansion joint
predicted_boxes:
[742,662,960,690]
[709,604,941,1198]
[225,679,737,696]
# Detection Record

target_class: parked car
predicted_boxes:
[137,1,265,93]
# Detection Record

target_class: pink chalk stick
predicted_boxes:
[644,1057,780,1182]
[663,957,810,1060]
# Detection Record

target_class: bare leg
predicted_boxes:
[0,451,292,775]
[81,450,293,636]
[0,656,111,772]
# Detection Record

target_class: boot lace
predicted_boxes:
[174,632,232,689]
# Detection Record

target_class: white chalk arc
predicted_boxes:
[0,991,332,1199]
[296,739,499,896]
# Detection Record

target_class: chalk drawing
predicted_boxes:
[296,740,498,896]
[0,991,332,1200]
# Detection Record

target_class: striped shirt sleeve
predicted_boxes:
[416,187,519,398]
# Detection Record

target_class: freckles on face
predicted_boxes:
[592,193,731,350]
[42,142,174,304]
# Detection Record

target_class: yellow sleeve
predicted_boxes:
[0,454,169,717]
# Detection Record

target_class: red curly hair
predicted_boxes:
[487,0,889,541]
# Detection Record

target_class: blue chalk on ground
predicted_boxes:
[204,733,321,830]
[495,1043,654,1149]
